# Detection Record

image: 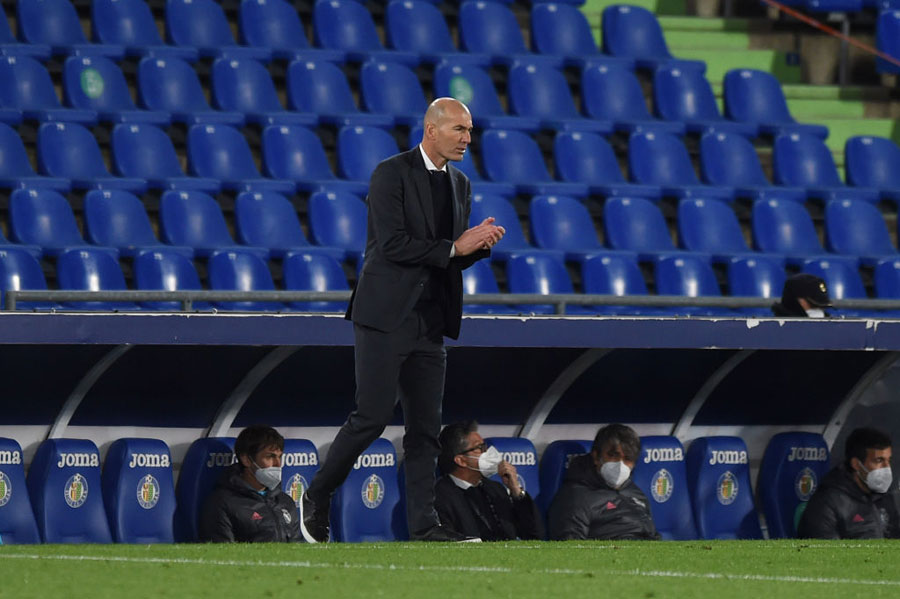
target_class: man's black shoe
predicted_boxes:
[411,525,481,543]
[299,491,330,544]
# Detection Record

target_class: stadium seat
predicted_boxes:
[773,133,880,203]
[37,122,148,192]
[480,130,589,198]
[386,0,490,65]
[506,253,595,315]
[655,254,733,317]
[8,188,89,256]
[101,438,176,543]
[0,56,98,124]
[699,132,807,203]
[331,438,400,542]
[529,195,608,262]
[825,199,897,265]
[165,0,271,61]
[876,10,900,75]
[653,66,758,138]
[581,252,663,316]
[677,198,756,262]
[283,251,350,312]
[723,70,829,139]
[628,131,734,202]
[286,60,395,128]
[0,438,40,543]
[757,432,830,538]
[187,124,295,193]
[359,61,428,127]
[280,439,320,512]
[844,136,900,205]
[632,436,697,540]
[174,437,235,542]
[137,57,245,125]
[211,58,317,126]
[535,439,592,516]
[0,247,59,310]
[461,259,518,314]
[0,122,70,191]
[239,0,346,63]
[160,190,268,259]
[553,131,661,199]
[0,8,50,59]
[751,199,831,265]
[874,258,900,300]
[63,56,170,125]
[110,124,221,193]
[307,190,367,265]
[312,0,418,65]
[57,247,138,311]
[18,0,124,58]
[483,437,540,497]
[133,248,211,311]
[603,197,683,261]
[580,63,685,135]
[530,3,634,69]
[336,125,401,184]
[600,5,705,72]
[685,436,762,539]
[509,61,613,133]
[92,0,198,61]
[727,255,787,316]
[26,438,113,543]
[458,1,563,67]
[471,193,552,261]
[802,257,871,317]
[208,249,284,311]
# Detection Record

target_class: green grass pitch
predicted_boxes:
[1,540,899,598]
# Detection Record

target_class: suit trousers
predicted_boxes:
[309,305,447,535]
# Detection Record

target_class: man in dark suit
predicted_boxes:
[300,98,505,543]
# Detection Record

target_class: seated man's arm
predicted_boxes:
[797,492,840,539]
[199,493,236,543]
[510,492,545,540]
[548,488,591,541]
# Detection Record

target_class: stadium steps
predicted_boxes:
[583,0,687,16]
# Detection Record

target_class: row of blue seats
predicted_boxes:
[0,431,831,543]
[877,10,900,74]
[785,0,900,13]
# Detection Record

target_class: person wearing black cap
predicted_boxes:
[771,273,832,317]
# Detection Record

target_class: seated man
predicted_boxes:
[200,425,302,543]
[434,421,543,541]
[771,273,831,318]
[798,427,900,539]
[549,423,659,540]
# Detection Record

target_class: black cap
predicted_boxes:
[782,274,832,308]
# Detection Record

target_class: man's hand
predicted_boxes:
[497,460,522,496]
[453,217,506,256]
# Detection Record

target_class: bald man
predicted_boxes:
[300,99,505,543]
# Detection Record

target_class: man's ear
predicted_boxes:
[590,450,601,469]
[453,454,467,470]
[849,457,861,472]
[237,454,252,469]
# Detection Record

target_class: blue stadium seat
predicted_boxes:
[286,60,394,128]
[8,188,88,256]
[308,190,368,266]
[845,136,900,205]
[0,247,59,310]
[211,58,317,126]
[470,193,553,261]
[461,259,518,314]
[633,436,697,540]
[509,61,613,133]
[723,70,829,139]
[312,0,418,65]
[165,0,271,61]
[699,132,807,203]
[483,437,540,497]
[0,437,40,543]
[480,129,589,198]
[134,248,211,311]
[802,257,871,317]
[530,3,634,69]
[0,122,69,191]
[359,61,428,127]
[529,195,607,262]
[239,0,346,63]
[208,249,284,311]
[160,190,268,259]
[386,0,490,65]
[601,5,705,72]
[57,247,138,311]
[535,439,591,516]
[188,124,296,193]
[677,198,756,262]
[506,253,595,315]
[603,196,682,261]
[0,7,50,59]
[653,66,758,138]
[581,63,685,135]
[137,57,245,126]
[101,438,176,543]
[174,437,235,542]
[728,255,787,316]
[331,438,400,542]
[751,199,831,265]
[757,432,830,538]
[110,124,220,193]
[458,1,563,67]
[825,199,897,265]
[92,0,198,61]
[655,255,733,317]
[773,133,880,203]
[63,56,170,125]
[280,439,320,512]
[628,131,734,201]
[553,131,661,199]
[18,0,124,58]
[337,125,401,184]
[283,251,350,312]
[685,436,762,539]
[0,56,98,124]
[581,253,663,316]
[26,438,113,543]
[876,10,900,75]
[37,122,147,192]
[875,257,900,300]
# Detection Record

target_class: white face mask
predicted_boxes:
[600,460,631,489]
[252,460,282,490]
[805,309,826,318]
[464,446,503,478]
[860,464,893,494]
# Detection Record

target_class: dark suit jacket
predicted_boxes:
[346,147,488,339]
[435,475,544,541]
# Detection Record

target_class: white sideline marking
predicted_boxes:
[1,553,899,586]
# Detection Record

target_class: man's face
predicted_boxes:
[426,104,473,164]
[249,444,283,469]
[856,446,892,475]
[454,431,487,470]
[592,442,635,471]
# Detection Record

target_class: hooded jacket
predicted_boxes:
[548,454,660,541]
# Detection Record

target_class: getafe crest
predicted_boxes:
[288,473,308,508]
[137,474,160,509]
[794,467,817,502]
[716,471,738,506]
[361,474,384,509]
[64,473,88,508]
[0,471,11,507]
[650,469,674,504]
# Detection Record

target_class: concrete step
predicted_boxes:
[658,16,754,32]
[665,30,751,50]
[582,0,687,16]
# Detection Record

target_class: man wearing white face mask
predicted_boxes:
[798,427,900,539]
[200,425,302,543]
[771,273,832,318]
[433,421,543,541]
[549,424,659,541]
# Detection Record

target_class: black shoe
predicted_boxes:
[411,525,482,543]
[299,491,330,544]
